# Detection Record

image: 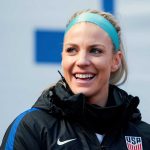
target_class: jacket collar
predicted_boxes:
[33,80,141,134]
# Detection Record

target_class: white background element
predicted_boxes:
[0,0,150,144]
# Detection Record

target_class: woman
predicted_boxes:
[1,9,150,150]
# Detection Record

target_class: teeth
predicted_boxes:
[75,74,94,79]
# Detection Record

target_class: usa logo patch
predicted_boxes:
[125,136,143,150]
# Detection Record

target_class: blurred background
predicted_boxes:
[0,0,150,143]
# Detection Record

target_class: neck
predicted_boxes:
[87,84,109,107]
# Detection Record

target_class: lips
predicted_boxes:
[74,73,95,80]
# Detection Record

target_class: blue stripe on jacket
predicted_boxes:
[5,108,39,150]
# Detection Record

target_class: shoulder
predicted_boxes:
[137,121,150,135]
[6,108,57,135]
[1,108,58,149]
[18,108,58,129]
[136,121,150,141]
[6,108,58,139]
[5,108,43,135]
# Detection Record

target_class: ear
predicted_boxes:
[111,51,122,72]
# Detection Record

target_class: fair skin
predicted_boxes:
[62,22,122,106]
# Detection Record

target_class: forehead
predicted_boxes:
[64,22,112,46]
[65,22,107,36]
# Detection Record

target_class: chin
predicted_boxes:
[73,88,91,96]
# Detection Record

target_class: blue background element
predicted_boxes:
[102,0,114,14]
[35,30,64,63]
[35,0,114,63]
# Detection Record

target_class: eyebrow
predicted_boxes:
[88,44,105,48]
[64,43,105,48]
[64,43,77,47]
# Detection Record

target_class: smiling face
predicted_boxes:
[62,22,121,106]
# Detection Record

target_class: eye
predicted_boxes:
[66,47,76,52]
[65,47,77,55]
[90,48,103,55]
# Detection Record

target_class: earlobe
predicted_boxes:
[111,64,119,72]
[111,52,122,72]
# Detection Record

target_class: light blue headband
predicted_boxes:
[65,12,120,51]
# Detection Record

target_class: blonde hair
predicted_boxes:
[66,9,128,85]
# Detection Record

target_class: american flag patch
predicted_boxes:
[125,136,143,150]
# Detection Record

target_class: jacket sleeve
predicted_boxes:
[0,108,42,150]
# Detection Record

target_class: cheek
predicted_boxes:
[61,56,73,75]
[61,53,67,68]
[61,60,67,73]
[95,58,113,74]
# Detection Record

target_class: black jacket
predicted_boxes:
[1,80,150,150]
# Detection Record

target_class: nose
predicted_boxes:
[76,51,90,67]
